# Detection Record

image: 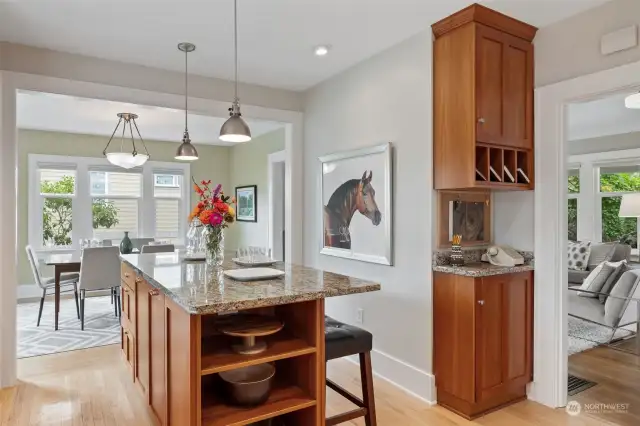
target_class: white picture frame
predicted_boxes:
[319,142,393,265]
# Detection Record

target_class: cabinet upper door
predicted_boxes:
[476,24,504,145]
[502,34,533,149]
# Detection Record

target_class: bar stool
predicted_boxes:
[325,317,377,426]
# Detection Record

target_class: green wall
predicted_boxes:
[18,129,230,284]
[226,128,285,251]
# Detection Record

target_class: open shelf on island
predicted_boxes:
[201,379,316,426]
[201,330,316,375]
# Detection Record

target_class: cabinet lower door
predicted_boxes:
[149,289,166,425]
[475,272,532,401]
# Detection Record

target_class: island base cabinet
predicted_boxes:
[433,271,533,419]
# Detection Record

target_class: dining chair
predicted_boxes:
[141,244,175,254]
[77,246,121,330]
[25,245,80,327]
[131,238,155,251]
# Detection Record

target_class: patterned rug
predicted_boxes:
[17,296,120,358]
[568,316,633,356]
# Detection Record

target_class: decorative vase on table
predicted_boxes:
[120,231,133,254]
[189,179,236,268]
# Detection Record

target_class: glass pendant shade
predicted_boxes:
[103,113,150,169]
[625,92,640,109]
[106,152,149,169]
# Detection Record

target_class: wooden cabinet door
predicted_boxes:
[136,279,151,399]
[502,34,533,149]
[149,288,166,425]
[476,24,504,145]
[475,272,533,401]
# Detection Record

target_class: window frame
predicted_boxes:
[154,174,179,188]
[28,154,190,252]
[36,167,78,249]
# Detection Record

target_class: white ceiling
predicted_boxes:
[17,91,284,145]
[0,0,609,91]
[568,92,640,141]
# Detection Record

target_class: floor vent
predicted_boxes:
[568,374,596,396]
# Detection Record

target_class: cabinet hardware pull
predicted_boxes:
[135,277,142,284]
[478,118,486,124]
[123,287,129,292]
[124,273,130,278]
[123,330,129,335]
[149,289,160,296]
[478,300,485,305]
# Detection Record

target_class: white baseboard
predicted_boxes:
[345,348,436,405]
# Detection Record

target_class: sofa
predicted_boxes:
[568,242,631,285]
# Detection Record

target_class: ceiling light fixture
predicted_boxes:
[220,0,252,143]
[175,42,199,161]
[314,45,330,56]
[625,92,640,109]
[103,113,150,169]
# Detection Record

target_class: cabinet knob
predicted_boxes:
[135,277,142,284]
[478,300,485,306]
[124,273,130,278]
[478,118,486,124]
[123,287,129,293]
[149,289,160,297]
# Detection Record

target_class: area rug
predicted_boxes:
[568,316,633,356]
[17,296,120,358]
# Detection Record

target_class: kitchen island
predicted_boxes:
[119,252,381,426]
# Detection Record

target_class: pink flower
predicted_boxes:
[210,212,224,227]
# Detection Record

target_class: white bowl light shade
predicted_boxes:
[106,152,149,169]
[619,193,640,217]
[219,114,252,143]
[624,92,640,109]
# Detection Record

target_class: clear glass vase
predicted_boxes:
[204,226,225,267]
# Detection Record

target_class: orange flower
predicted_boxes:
[199,209,213,224]
[214,202,229,213]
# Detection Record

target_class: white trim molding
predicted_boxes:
[533,59,640,408]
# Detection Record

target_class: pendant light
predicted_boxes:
[175,42,199,161]
[103,113,150,169]
[625,92,640,109]
[220,0,252,143]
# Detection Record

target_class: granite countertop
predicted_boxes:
[120,252,381,315]
[433,262,535,277]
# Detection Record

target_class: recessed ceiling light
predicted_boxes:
[625,92,640,109]
[314,45,330,56]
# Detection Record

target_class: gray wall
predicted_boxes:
[568,131,640,155]
[535,0,640,87]
[304,30,434,399]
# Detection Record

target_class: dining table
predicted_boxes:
[42,251,83,331]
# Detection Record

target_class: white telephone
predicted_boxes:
[481,245,524,267]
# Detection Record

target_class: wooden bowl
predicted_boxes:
[219,363,276,406]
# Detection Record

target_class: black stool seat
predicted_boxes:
[325,316,373,361]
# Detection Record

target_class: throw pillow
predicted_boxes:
[587,242,616,271]
[577,261,616,297]
[568,241,591,271]
[599,260,628,304]
[604,270,640,327]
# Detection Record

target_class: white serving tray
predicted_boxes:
[183,252,206,261]
[224,268,285,281]
[232,257,277,267]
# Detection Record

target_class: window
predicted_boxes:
[567,168,579,241]
[599,165,640,249]
[154,173,182,241]
[155,174,178,187]
[39,168,76,247]
[29,155,190,250]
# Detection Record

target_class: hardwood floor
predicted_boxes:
[569,339,640,426]
[0,344,624,425]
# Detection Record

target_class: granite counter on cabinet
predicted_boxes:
[120,252,381,314]
[432,261,535,277]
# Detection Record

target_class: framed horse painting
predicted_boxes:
[319,142,393,265]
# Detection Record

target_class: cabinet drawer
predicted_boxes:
[121,262,137,288]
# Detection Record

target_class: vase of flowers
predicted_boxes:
[189,179,235,267]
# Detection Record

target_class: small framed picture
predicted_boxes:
[235,185,257,222]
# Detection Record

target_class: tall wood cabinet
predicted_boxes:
[433,4,537,190]
[433,271,533,419]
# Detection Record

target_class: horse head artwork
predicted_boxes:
[324,170,382,249]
